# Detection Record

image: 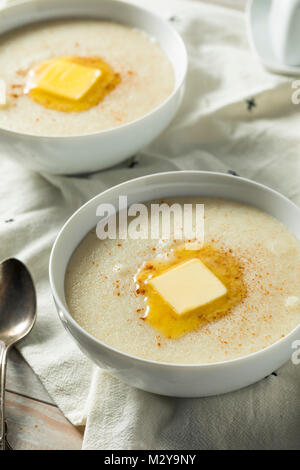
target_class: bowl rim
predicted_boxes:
[0,0,187,139]
[49,170,300,369]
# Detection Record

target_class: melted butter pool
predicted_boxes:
[135,244,247,339]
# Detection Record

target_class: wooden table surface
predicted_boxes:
[4,0,246,450]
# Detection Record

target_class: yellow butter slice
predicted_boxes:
[149,258,227,315]
[36,59,102,101]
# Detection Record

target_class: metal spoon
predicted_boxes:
[0,259,36,451]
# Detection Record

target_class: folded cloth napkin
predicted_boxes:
[1,0,300,450]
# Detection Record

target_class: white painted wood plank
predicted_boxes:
[5,391,83,450]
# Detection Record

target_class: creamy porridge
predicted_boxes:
[65,198,300,364]
[0,20,174,135]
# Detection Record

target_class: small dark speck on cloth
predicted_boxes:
[246,98,256,111]
[227,170,239,176]
[169,16,179,22]
[128,157,139,168]
[4,218,14,223]
[265,372,278,379]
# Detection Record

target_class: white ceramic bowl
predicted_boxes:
[49,171,300,397]
[0,0,187,175]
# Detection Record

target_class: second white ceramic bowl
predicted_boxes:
[49,171,300,397]
[0,0,187,174]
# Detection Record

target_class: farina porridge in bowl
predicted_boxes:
[0,0,186,174]
[0,19,174,136]
[65,197,300,364]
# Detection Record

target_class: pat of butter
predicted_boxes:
[36,59,102,101]
[149,258,227,315]
[0,79,6,106]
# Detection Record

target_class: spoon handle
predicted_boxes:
[0,342,8,451]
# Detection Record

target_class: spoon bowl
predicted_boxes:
[0,259,36,346]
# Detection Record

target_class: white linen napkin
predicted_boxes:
[1,0,300,450]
